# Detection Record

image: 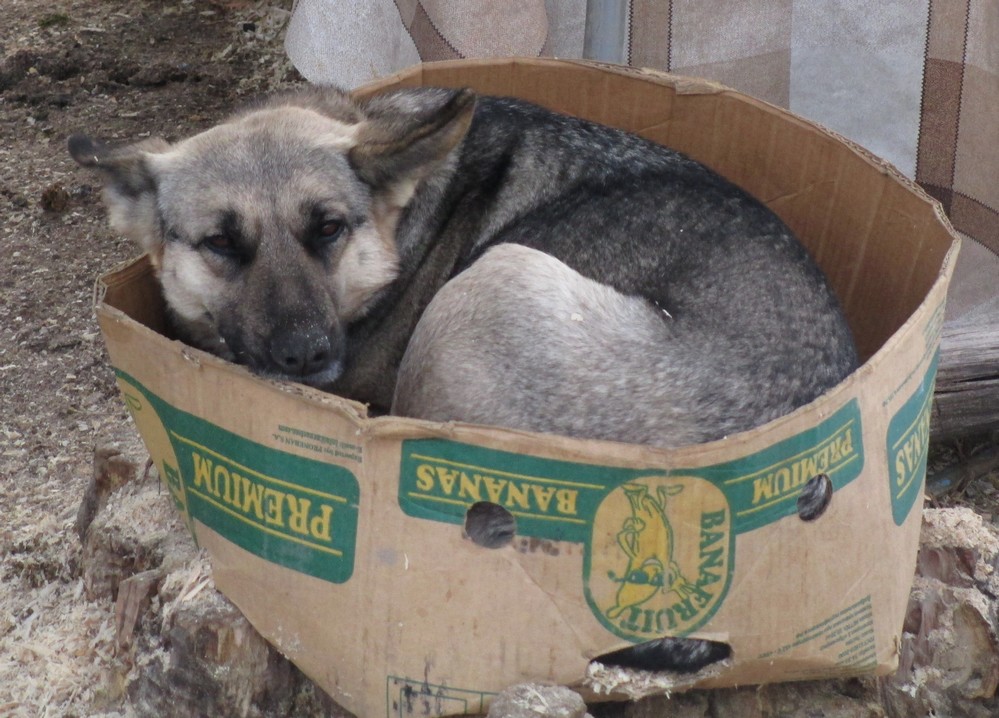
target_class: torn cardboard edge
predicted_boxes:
[94,59,960,717]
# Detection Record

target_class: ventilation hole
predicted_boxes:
[797,473,833,521]
[593,637,732,673]
[464,502,516,549]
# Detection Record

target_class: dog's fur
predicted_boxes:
[71,86,858,673]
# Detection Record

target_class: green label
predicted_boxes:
[399,399,863,640]
[116,371,359,584]
[886,352,938,526]
[400,444,624,543]
[714,408,862,534]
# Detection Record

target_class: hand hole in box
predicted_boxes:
[464,501,516,548]
[593,636,732,673]
[797,473,833,522]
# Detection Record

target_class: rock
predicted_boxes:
[878,508,999,717]
[40,182,70,213]
[486,684,591,718]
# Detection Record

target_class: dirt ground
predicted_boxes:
[3,1,999,717]
[0,1,298,714]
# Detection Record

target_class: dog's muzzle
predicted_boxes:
[266,326,344,387]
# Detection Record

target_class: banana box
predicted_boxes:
[95,59,959,717]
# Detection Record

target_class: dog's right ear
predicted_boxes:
[349,89,476,206]
[68,134,171,259]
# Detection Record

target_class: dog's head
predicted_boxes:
[70,86,475,386]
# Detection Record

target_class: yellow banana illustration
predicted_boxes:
[606,482,690,619]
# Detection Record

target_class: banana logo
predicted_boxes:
[587,476,732,640]
[606,484,693,618]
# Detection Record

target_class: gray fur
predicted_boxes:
[394,243,716,447]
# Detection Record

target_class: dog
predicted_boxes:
[70,85,858,676]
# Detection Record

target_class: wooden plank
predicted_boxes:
[932,315,999,440]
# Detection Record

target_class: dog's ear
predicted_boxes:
[68,134,169,194]
[349,89,476,201]
[68,134,171,258]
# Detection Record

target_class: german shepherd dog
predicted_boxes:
[70,86,857,676]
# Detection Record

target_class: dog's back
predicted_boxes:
[393,95,858,447]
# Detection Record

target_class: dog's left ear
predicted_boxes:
[68,134,170,196]
[349,89,476,198]
[68,134,172,260]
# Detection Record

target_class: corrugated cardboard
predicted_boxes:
[94,59,960,716]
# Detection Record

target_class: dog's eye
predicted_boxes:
[201,234,240,257]
[316,219,345,243]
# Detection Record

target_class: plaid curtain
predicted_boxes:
[918,0,998,256]
[286,0,998,267]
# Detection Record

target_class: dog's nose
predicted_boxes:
[268,328,333,376]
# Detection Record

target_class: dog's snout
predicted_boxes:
[268,328,334,377]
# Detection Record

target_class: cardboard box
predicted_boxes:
[95,59,960,715]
